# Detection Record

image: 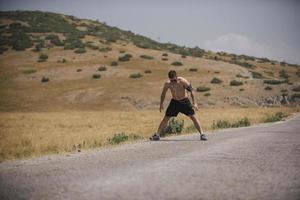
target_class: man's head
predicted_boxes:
[168,70,177,82]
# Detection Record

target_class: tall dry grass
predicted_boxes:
[0,107,299,161]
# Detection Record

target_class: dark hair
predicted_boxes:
[168,70,177,79]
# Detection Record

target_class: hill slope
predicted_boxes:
[0,10,299,112]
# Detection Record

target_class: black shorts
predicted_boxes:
[166,98,195,117]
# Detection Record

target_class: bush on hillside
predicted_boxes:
[263,79,286,85]
[38,54,48,62]
[140,55,154,60]
[230,80,243,86]
[196,86,211,92]
[171,61,183,66]
[98,66,107,71]
[111,61,118,66]
[210,77,223,84]
[129,73,143,79]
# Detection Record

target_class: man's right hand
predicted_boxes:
[159,104,164,112]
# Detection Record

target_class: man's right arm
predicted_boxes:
[160,83,168,112]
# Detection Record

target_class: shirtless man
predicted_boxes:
[150,70,207,141]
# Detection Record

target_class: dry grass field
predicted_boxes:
[1,107,299,161]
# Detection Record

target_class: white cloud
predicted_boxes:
[204,33,300,64]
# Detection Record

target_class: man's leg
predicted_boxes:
[157,116,171,134]
[189,114,204,134]
[189,114,207,140]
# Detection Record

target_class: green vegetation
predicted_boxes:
[23,69,37,74]
[76,69,82,72]
[196,86,211,92]
[210,77,223,84]
[292,85,300,92]
[263,79,286,85]
[119,54,132,62]
[212,117,250,129]
[98,66,107,71]
[204,93,211,96]
[144,70,152,74]
[236,74,249,79]
[162,58,168,61]
[41,76,49,83]
[129,73,143,79]
[107,133,143,145]
[263,112,287,123]
[161,118,184,137]
[99,47,112,52]
[140,55,154,60]
[265,86,272,90]
[171,61,183,66]
[230,60,254,69]
[111,61,118,66]
[38,54,48,62]
[189,68,198,72]
[230,80,243,86]
[45,34,64,46]
[291,93,300,101]
[279,69,289,79]
[92,73,101,79]
[74,48,86,54]
[249,71,264,79]
[162,53,168,56]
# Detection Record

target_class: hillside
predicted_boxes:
[0,10,300,112]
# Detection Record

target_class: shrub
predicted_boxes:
[236,74,249,79]
[189,68,198,72]
[92,73,101,79]
[23,69,37,74]
[74,48,86,54]
[196,86,211,92]
[204,93,211,96]
[119,50,125,53]
[296,71,300,77]
[162,53,168,57]
[41,76,49,83]
[263,79,286,85]
[99,47,112,52]
[107,133,143,145]
[210,77,223,84]
[181,55,186,58]
[140,55,154,60]
[239,88,244,91]
[98,66,107,71]
[212,117,250,129]
[144,70,152,74]
[292,85,300,92]
[77,69,82,72]
[162,58,168,61]
[279,69,289,79]
[111,61,118,66]
[291,93,300,101]
[264,112,287,123]
[108,133,128,145]
[57,58,67,63]
[161,118,184,137]
[171,61,183,66]
[230,80,243,86]
[129,73,143,78]
[38,54,48,62]
[249,71,264,79]
[119,54,132,62]
[265,86,272,90]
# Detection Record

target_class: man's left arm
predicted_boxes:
[183,79,198,110]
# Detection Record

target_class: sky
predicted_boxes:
[1,0,300,64]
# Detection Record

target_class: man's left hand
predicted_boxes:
[192,103,199,111]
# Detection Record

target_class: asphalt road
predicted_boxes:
[1,115,300,200]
